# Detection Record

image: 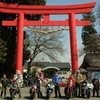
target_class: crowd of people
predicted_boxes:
[0,70,100,99]
[49,70,99,98]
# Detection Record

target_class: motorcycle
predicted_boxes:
[9,79,21,99]
[64,81,74,99]
[29,83,37,100]
[81,81,94,99]
[29,79,42,99]
[45,81,55,99]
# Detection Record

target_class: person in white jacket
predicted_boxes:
[16,73,23,98]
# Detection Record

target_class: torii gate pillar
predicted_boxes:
[69,13,78,74]
[16,13,24,74]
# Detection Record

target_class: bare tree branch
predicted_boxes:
[24,27,68,76]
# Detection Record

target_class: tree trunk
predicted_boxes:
[27,59,32,79]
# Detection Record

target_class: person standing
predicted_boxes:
[52,71,62,98]
[16,73,23,98]
[23,72,28,87]
[75,70,83,97]
[92,75,99,97]
[33,74,43,98]
[68,74,76,87]
[1,74,9,98]
[68,74,76,97]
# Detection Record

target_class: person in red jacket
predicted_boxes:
[68,74,76,88]
[68,74,76,97]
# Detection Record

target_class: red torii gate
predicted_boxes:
[0,2,96,74]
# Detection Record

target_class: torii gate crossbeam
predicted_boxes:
[0,2,96,74]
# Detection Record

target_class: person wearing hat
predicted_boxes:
[75,70,83,97]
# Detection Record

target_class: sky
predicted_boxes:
[45,0,100,67]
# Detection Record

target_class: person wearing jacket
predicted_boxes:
[75,70,83,97]
[68,74,76,97]
[68,74,76,88]
[92,75,99,97]
[52,71,62,98]
[16,73,23,98]
[1,74,9,98]
[33,74,43,98]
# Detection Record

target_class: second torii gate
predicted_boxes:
[0,2,96,74]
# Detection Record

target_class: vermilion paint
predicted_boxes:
[0,2,96,74]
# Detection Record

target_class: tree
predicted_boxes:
[96,4,100,32]
[24,27,67,77]
[79,34,100,58]
[81,12,97,46]
[0,0,46,76]
[83,34,100,53]
[0,37,7,63]
[0,36,7,77]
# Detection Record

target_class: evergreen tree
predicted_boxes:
[81,12,97,46]
[0,0,46,76]
[96,4,100,32]
[0,37,7,63]
[83,34,100,53]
